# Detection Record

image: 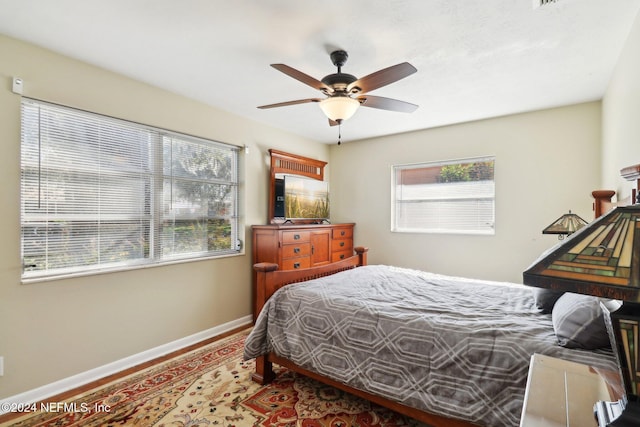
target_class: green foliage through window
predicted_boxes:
[438,161,495,183]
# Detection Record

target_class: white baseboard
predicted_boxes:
[0,315,252,413]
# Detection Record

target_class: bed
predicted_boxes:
[244,245,623,427]
[243,170,640,427]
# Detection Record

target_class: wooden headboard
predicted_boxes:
[592,162,640,218]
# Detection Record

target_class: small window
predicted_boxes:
[392,157,495,234]
[20,98,240,280]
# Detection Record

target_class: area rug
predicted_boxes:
[1,329,428,427]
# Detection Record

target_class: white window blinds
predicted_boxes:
[392,157,495,235]
[21,99,240,280]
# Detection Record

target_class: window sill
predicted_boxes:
[21,251,245,284]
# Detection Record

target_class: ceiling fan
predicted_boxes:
[258,50,418,126]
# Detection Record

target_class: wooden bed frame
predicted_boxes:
[250,163,640,427]
[251,246,477,427]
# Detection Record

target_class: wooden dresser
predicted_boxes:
[251,223,355,320]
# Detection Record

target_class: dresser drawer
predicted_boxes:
[332,227,353,240]
[331,250,353,262]
[282,257,311,270]
[282,242,311,259]
[331,238,352,252]
[282,230,310,244]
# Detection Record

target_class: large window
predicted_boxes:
[21,99,240,280]
[392,156,495,234]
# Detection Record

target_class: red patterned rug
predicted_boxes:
[1,329,427,427]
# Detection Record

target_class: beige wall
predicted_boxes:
[329,102,602,283]
[0,35,328,398]
[602,10,640,198]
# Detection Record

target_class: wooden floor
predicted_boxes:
[0,325,250,424]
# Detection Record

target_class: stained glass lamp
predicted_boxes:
[542,210,589,239]
[524,204,640,426]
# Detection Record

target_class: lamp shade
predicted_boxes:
[542,210,588,236]
[319,96,359,122]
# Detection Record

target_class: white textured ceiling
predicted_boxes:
[1,0,639,144]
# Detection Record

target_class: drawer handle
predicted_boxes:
[294,234,301,240]
[293,262,300,269]
[339,241,345,247]
[293,247,300,254]
[340,254,345,259]
[340,231,345,236]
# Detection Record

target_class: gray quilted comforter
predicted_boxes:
[243,265,616,427]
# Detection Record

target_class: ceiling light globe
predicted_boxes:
[319,97,359,122]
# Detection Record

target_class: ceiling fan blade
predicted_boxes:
[328,118,339,127]
[257,98,322,109]
[271,64,334,93]
[347,62,417,94]
[357,95,418,113]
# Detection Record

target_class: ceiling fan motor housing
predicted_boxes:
[321,73,357,93]
[322,50,359,94]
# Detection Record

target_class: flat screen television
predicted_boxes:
[283,175,329,221]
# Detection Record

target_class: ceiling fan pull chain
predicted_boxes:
[338,122,342,145]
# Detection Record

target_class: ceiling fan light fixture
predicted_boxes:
[319,96,359,122]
